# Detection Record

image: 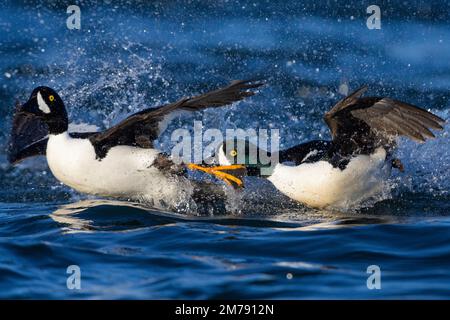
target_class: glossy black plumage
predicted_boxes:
[280,86,445,170]
[324,86,445,157]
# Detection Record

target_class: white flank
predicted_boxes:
[268,147,391,209]
[37,91,51,114]
[46,132,192,205]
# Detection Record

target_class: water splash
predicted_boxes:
[395,108,449,197]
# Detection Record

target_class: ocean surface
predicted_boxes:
[1,0,450,299]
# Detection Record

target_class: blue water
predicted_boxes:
[1,0,450,299]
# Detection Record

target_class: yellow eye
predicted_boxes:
[230,149,237,157]
[49,95,55,102]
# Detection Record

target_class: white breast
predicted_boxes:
[268,147,391,209]
[46,132,192,206]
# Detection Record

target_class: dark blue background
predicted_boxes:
[0,0,449,298]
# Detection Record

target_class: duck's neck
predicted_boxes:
[47,118,68,135]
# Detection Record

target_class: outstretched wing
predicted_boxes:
[89,80,263,159]
[350,98,444,141]
[323,85,369,139]
[7,101,50,164]
[323,86,445,155]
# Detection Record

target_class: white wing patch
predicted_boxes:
[301,149,318,163]
[37,91,51,114]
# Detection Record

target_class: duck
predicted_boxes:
[189,85,445,209]
[8,80,262,209]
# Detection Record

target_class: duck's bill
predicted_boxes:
[187,164,246,188]
[8,103,49,165]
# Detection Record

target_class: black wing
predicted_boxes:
[89,80,263,159]
[8,137,48,165]
[323,86,445,156]
[7,100,50,164]
[279,140,332,165]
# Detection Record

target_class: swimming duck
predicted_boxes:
[190,86,445,208]
[8,80,262,208]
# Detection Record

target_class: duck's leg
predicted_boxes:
[187,163,246,188]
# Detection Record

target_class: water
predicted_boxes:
[1,0,450,299]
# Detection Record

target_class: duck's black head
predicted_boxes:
[216,138,274,176]
[8,87,68,164]
[19,86,68,134]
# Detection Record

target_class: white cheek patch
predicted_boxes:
[37,91,51,114]
[218,146,231,165]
